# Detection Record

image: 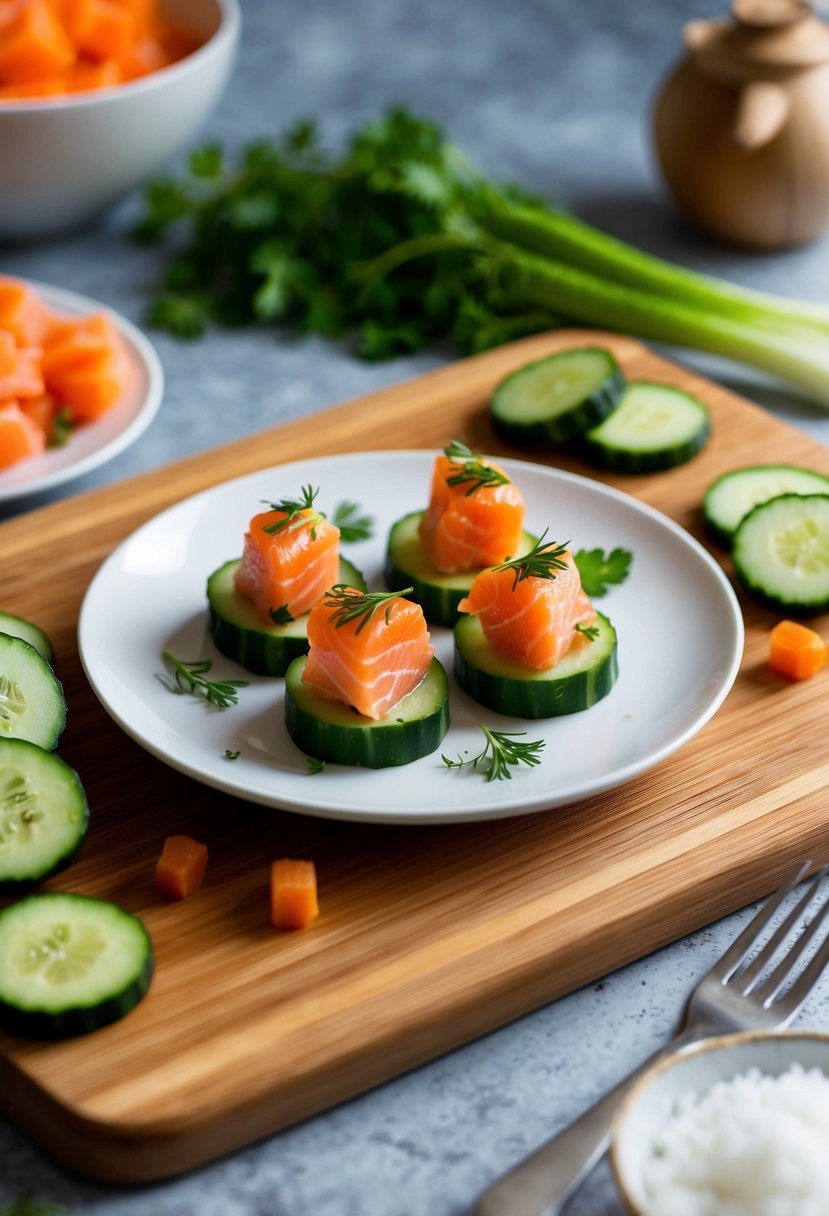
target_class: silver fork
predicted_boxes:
[475,860,829,1216]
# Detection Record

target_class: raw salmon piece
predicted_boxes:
[458,550,596,670]
[234,508,340,624]
[0,0,76,83]
[0,334,45,400]
[19,391,59,440]
[46,346,129,423]
[0,399,46,469]
[419,452,525,574]
[63,0,134,62]
[42,311,122,379]
[0,276,53,346]
[301,588,434,720]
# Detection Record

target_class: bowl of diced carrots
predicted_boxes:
[0,0,240,239]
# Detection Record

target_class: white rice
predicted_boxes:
[640,1063,829,1216]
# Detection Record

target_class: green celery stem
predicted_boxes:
[483,201,829,338]
[500,248,829,408]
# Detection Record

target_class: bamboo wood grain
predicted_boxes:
[2,329,828,1184]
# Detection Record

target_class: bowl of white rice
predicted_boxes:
[611,1029,829,1216]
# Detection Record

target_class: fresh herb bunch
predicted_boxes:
[136,107,829,404]
[443,724,545,782]
[444,438,510,495]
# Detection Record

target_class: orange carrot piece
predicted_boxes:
[155,834,208,900]
[0,399,46,468]
[0,0,76,84]
[769,620,827,681]
[269,859,319,929]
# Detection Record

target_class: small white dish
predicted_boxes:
[612,1029,829,1215]
[0,280,164,504]
[0,0,240,238]
[77,451,744,824]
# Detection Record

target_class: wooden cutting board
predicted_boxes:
[2,330,828,1185]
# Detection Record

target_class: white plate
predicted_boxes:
[78,452,744,824]
[0,280,163,504]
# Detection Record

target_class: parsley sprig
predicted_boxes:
[261,485,325,537]
[159,651,249,708]
[444,438,509,496]
[0,1192,67,1216]
[323,585,413,635]
[494,530,570,590]
[330,500,374,542]
[443,725,545,782]
[573,547,632,596]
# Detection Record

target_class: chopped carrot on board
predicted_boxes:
[769,619,827,681]
[270,859,319,929]
[155,834,209,900]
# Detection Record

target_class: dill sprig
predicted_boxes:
[261,485,325,538]
[158,651,249,709]
[444,438,510,496]
[323,584,413,635]
[493,529,570,590]
[442,724,545,782]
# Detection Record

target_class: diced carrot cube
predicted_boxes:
[155,834,208,900]
[769,619,827,681]
[269,859,319,929]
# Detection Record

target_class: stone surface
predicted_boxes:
[1,0,829,1211]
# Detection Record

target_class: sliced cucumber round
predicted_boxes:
[0,634,66,750]
[732,493,829,614]
[704,465,829,547]
[285,656,450,768]
[490,346,626,444]
[454,612,618,718]
[385,511,537,628]
[0,738,88,891]
[580,381,711,472]
[208,556,367,676]
[0,893,154,1039]
[0,612,55,665]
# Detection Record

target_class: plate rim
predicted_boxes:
[78,450,745,824]
[0,278,164,504]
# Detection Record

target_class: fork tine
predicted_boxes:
[764,920,829,1025]
[738,865,829,993]
[708,860,813,983]
[751,875,829,1008]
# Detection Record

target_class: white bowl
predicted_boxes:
[611,1029,829,1215]
[0,0,240,240]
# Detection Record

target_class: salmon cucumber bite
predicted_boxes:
[284,586,450,769]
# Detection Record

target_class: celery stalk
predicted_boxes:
[482,200,829,341]
[494,248,829,405]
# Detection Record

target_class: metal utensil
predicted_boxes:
[475,860,829,1216]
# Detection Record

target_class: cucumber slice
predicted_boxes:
[704,464,829,547]
[490,347,626,444]
[207,556,367,676]
[0,739,88,891]
[732,493,829,614]
[454,612,618,718]
[285,656,450,768]
[0,634,66,750]
[0,612,55,665]
[580,381,711,472]
[0,892,153,1039]
[385,511,537,628]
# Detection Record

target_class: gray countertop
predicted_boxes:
[2,1,829,1212]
